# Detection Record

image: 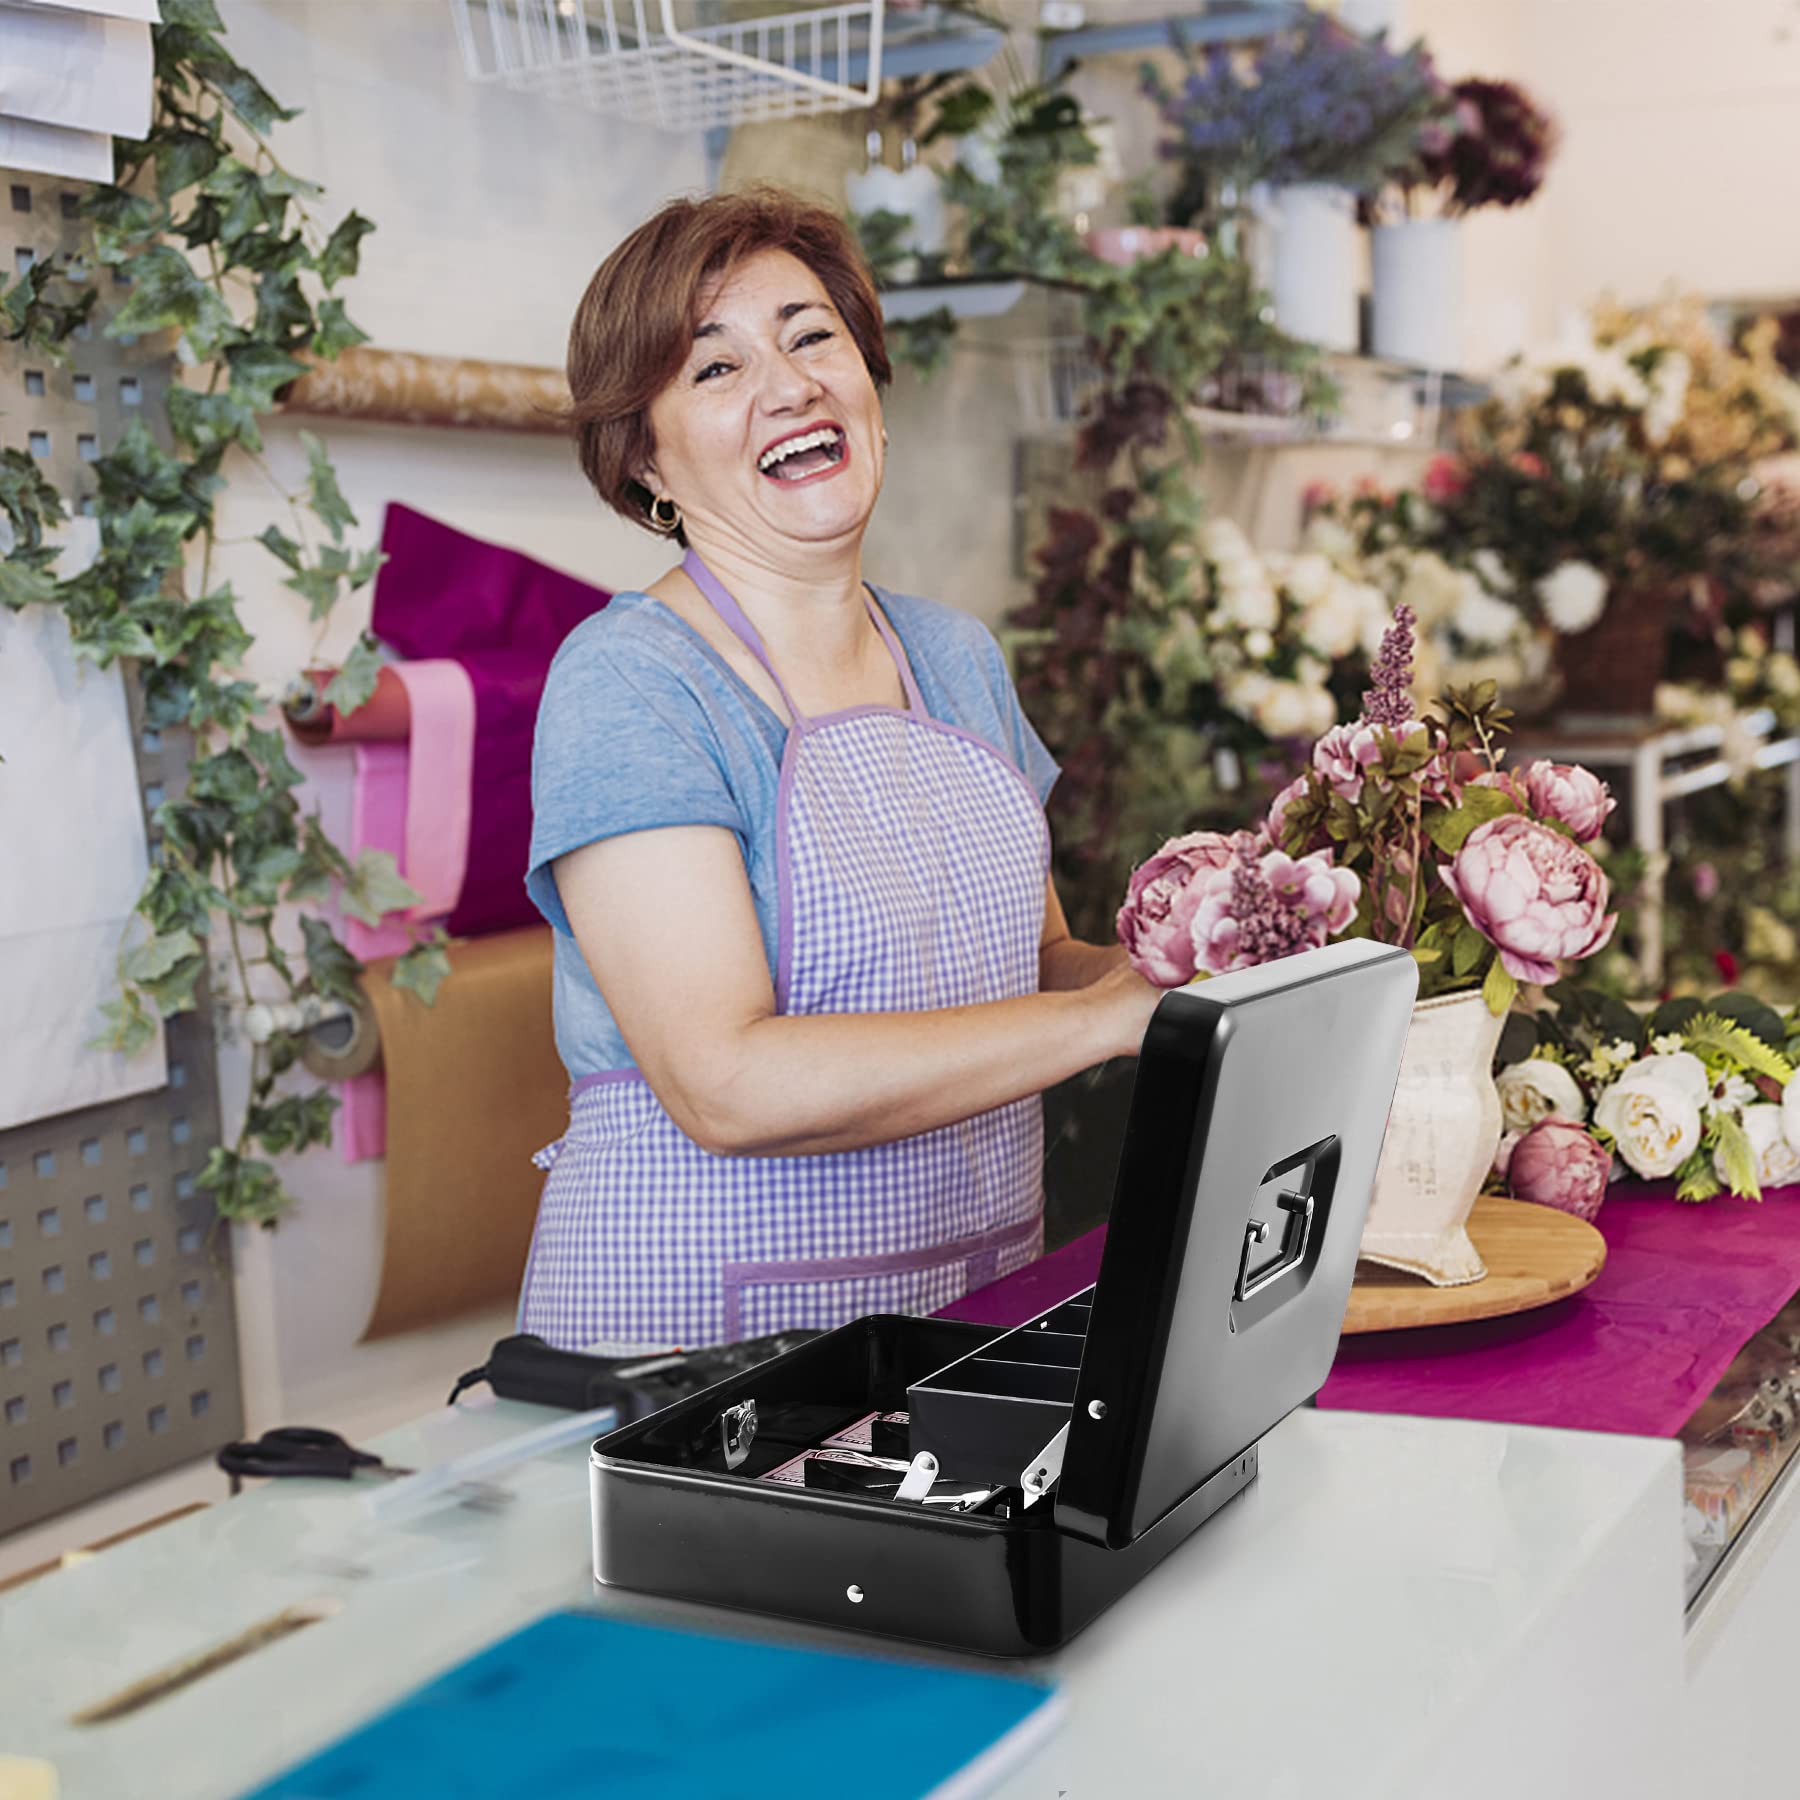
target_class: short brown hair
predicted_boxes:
[565,187,891,535]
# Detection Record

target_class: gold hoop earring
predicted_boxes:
[649,493,682,535]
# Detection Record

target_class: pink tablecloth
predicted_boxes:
[938,1185,1800,1440]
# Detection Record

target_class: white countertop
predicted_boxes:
[1,1402,1683,1800]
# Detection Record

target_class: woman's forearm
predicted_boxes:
[1040,935,1129,992]
[685,982,1130,1157]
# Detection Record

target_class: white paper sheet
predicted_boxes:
[0,112,114,182]
[0,2,152,138]
[0,539,167,1130]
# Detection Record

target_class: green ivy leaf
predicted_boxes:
[196,1145,290,1228]
[300,914,363,1007]
[0,557,59,610]
[189,50,299,135]
[224,339,308,411]
[317,210,375,287]
[1451,922,1489,979]
[256,524,305,571]
[1482,956,1518,1016]
[121,928,201,985]
[104,243,237,353]
[160,0,225,31]
[298,429,355,542]
[153,128,222,200]
[1424,782,1515,858]
[247,1089,339,1156]
[392,929,453,1007]
[339,848,422,928]
[89,990,160,1058]
[322,633,383,715]
[139,948,206,1017]
[310,294,369,361]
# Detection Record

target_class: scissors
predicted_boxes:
[216,1426,415,1496]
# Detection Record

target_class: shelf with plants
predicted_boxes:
[1038,1,1307,83]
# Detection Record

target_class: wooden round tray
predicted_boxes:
[1343,1194,1606,1334]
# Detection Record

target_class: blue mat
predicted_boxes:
[244,1610,1061,1799]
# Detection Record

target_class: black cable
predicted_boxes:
[445,1362,490,1406]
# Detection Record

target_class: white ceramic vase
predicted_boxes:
[1359,989,1507,1286]
[1267,182,1360,353]
[1370,218,1463,369]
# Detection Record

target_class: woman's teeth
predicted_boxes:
[758,428,845,478]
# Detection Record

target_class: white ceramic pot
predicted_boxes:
[1370,218,1463,369]
[1267,182,1360,353]
[1359,989,1507,1286]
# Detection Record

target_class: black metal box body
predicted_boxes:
[589,941,1417,1658]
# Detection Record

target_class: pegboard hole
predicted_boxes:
[129,1184,151,1212]
[181,1281,201,1308]
[4,1397,24,1425]
[126,1129,147,1156]
[28,430,48,457]
[121,375,141,406]
[14,247,36,274]
[9,183,30,212]
[77,434,99,463]
[9,1455,29,1485]
[185,1334,205,1361]
[58,1438,78,1467]
[138,1295,160,1324]
[0,1340,21,1368]
[178,1227,201,1255]
[37,1206,58,1235]
[134,1240,155,1267]
[170,1116,190,1145]
[52,1380,73,1409]
[79,494,97,518]
[99,1364,121,1394]
[189,1390,210,1419]
[72,373,95,404]
[174,1173,195,1200]
[47,1323,70,1352]
[103,1422,124,1451]
[34,1153,56,1180]
[169,1061,187,1088]
[60,193,79,219]
[143,1349,163,1378]
[42,1265,64,1295]
[93,1307,115,1336]
[85,1194,106,1224]
[23,370,45,398]
[80,1139,102,1166]
[148,1405,169,1434]
[0,1280,13,1308]
[89,1251,110,1280]
[0,1221,9,1252]
[0,1162,7,1190]
[141,728,162,754]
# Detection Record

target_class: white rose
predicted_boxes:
[1783,1073,1800,1154]
[1298,683,1338,740]
[1280,552,1333,607]
[1301,515,1355,561]
[1629,1051,1709,1108]
[1453,580,1523,650]
[1593,1075,1703,1179]
[1496,1058,1587,1133]
[1472,548,1513,594]
[1718,1103,1800,1191]
[1197,518,1252,563]
[1643,349,1691,447]
[1243,628,1274,660]
[1397,549,1465,626]
[1218,572,1279,632]
[1254,678,1319,740]
[1537,560,1609,634]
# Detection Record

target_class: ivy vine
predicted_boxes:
[0,0,446,1228]
[853,73,1335,935]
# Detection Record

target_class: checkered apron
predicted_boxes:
[517,552,1049,1349]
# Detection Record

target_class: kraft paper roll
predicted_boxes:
[298,1000,383,1082]
[357,924,568,1340]
[283,665,413,745]
[280,346,570,435]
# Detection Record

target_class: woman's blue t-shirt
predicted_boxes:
[526,586,1061,1081]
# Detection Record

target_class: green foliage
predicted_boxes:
[1712,1110,1762,1202]
[1681,1012,1796,1086]
[0,13,445,1229]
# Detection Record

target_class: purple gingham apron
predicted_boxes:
[517,551,1049,1348]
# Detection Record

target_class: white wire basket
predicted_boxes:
[450,0,887,131]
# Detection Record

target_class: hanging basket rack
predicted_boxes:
[449,0,888,132]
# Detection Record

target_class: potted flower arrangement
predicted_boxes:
[1369,76,1557,368]
[1494,985,1800,1215]
[1143,12,1451,350]
[1117,605,1617,1283]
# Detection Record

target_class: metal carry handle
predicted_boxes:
[1234,1191,1315,1303]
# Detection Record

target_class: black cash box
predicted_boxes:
[589,940,1417,1656]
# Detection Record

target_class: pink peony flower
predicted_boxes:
[1423,454,1469,503]
[1311,723,1382,799]
[1301,479,1338,515]
[1116,831,1239,986]
[1440,814,1616,985]
[1692,861,1720,902]
[1521,760,1615,843]
[1189,836,1360,976]
[1508,1118,1612,1222]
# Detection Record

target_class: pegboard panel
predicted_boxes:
[2,168,244,1539]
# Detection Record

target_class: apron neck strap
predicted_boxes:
[682,549,924,722]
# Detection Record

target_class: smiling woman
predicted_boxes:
[517,188,1161,1351]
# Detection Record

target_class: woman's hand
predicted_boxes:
[1081,958,1168,1061]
